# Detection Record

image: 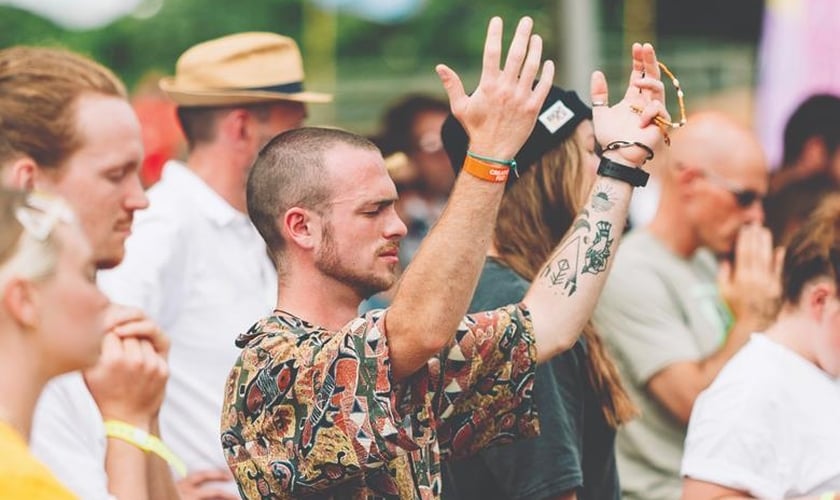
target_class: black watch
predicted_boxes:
[597,157,649,187]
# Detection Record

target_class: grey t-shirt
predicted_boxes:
[444,258,620,500]
[593,229,730,500]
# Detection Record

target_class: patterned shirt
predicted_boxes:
[220,305,539,499]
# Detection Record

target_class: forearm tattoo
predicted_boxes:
[539,182,620,296]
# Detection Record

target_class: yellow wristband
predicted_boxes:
[820,493,837,500]
[103,420,187,477]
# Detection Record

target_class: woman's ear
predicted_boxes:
[2,277,40,331]
[807,280,834,321]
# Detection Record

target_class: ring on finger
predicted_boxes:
[592,100,608,107]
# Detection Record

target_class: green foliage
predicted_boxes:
[0,0,552,89]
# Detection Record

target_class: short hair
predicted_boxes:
[247,127,379,263]
[176,104,272,150]
[782,94,840,167]
[0,46,126,170]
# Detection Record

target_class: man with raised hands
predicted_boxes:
[221,16,669,499]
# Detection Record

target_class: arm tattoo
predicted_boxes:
[590,181,616,213]
[581,221,614,275]
[539,191,618,295]
[540,236,581,295]
[539,208,594,295]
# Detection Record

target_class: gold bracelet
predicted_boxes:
[103,420,187,477]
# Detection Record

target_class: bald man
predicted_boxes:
[592,113,783,500]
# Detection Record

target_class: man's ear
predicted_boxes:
[282,207,320,251]
[218,109,251,149]
[2,277,40,331]
[5,157,41,191]
[673,163,703,201]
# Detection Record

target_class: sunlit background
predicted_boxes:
[1,0,837,169]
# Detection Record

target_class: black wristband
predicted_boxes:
[597,157,649,187]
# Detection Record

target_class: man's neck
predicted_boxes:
[186,146,249,213]
[647,196,699,258]
[276,271,365,332]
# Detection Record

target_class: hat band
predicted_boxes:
[245,81,304,94]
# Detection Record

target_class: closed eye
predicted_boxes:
[361,200,395,216]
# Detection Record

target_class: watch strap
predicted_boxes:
[597,156,649,187]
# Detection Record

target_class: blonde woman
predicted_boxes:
[0,190,108,498]
[441,85,638,500]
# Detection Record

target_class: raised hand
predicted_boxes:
[436,16,555,160]
[718,224,785,331]
[591,42,669,166]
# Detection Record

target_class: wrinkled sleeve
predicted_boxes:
[221,312,421,498]
[402,303,539,461]
[681,386,784,499]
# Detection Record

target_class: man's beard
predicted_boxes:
[315,222,396,299]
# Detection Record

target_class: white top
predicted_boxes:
[682,334,840,499]
[98,161,276,488]
[31,372,111,500]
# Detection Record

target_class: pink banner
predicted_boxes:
[756,0,840,170]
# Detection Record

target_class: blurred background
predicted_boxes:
[1,0,838,170]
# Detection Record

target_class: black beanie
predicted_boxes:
[441,85,591,186]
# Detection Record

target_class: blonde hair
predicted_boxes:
[494,131,638,428]
[0,46,126,170]
[782,194,840,304]
[0,190,74,285]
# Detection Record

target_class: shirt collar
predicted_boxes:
[160,160,245,226]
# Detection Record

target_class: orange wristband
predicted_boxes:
[463,155,510,183]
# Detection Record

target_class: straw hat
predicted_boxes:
[159,32,332,107]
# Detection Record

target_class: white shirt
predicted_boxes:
[97,161,276,488]
[31,372,111,500]
[682,334,840,499]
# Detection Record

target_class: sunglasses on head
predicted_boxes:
[698,168,763,208]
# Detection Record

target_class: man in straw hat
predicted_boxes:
[98,31,330,498]
[220,16,670,498]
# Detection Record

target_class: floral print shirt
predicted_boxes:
[220,304,539,499]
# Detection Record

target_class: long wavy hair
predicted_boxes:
[493,126,638,428]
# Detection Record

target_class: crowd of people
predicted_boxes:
[0,12,839,500]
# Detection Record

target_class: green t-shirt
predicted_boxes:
[593,229,731,500]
